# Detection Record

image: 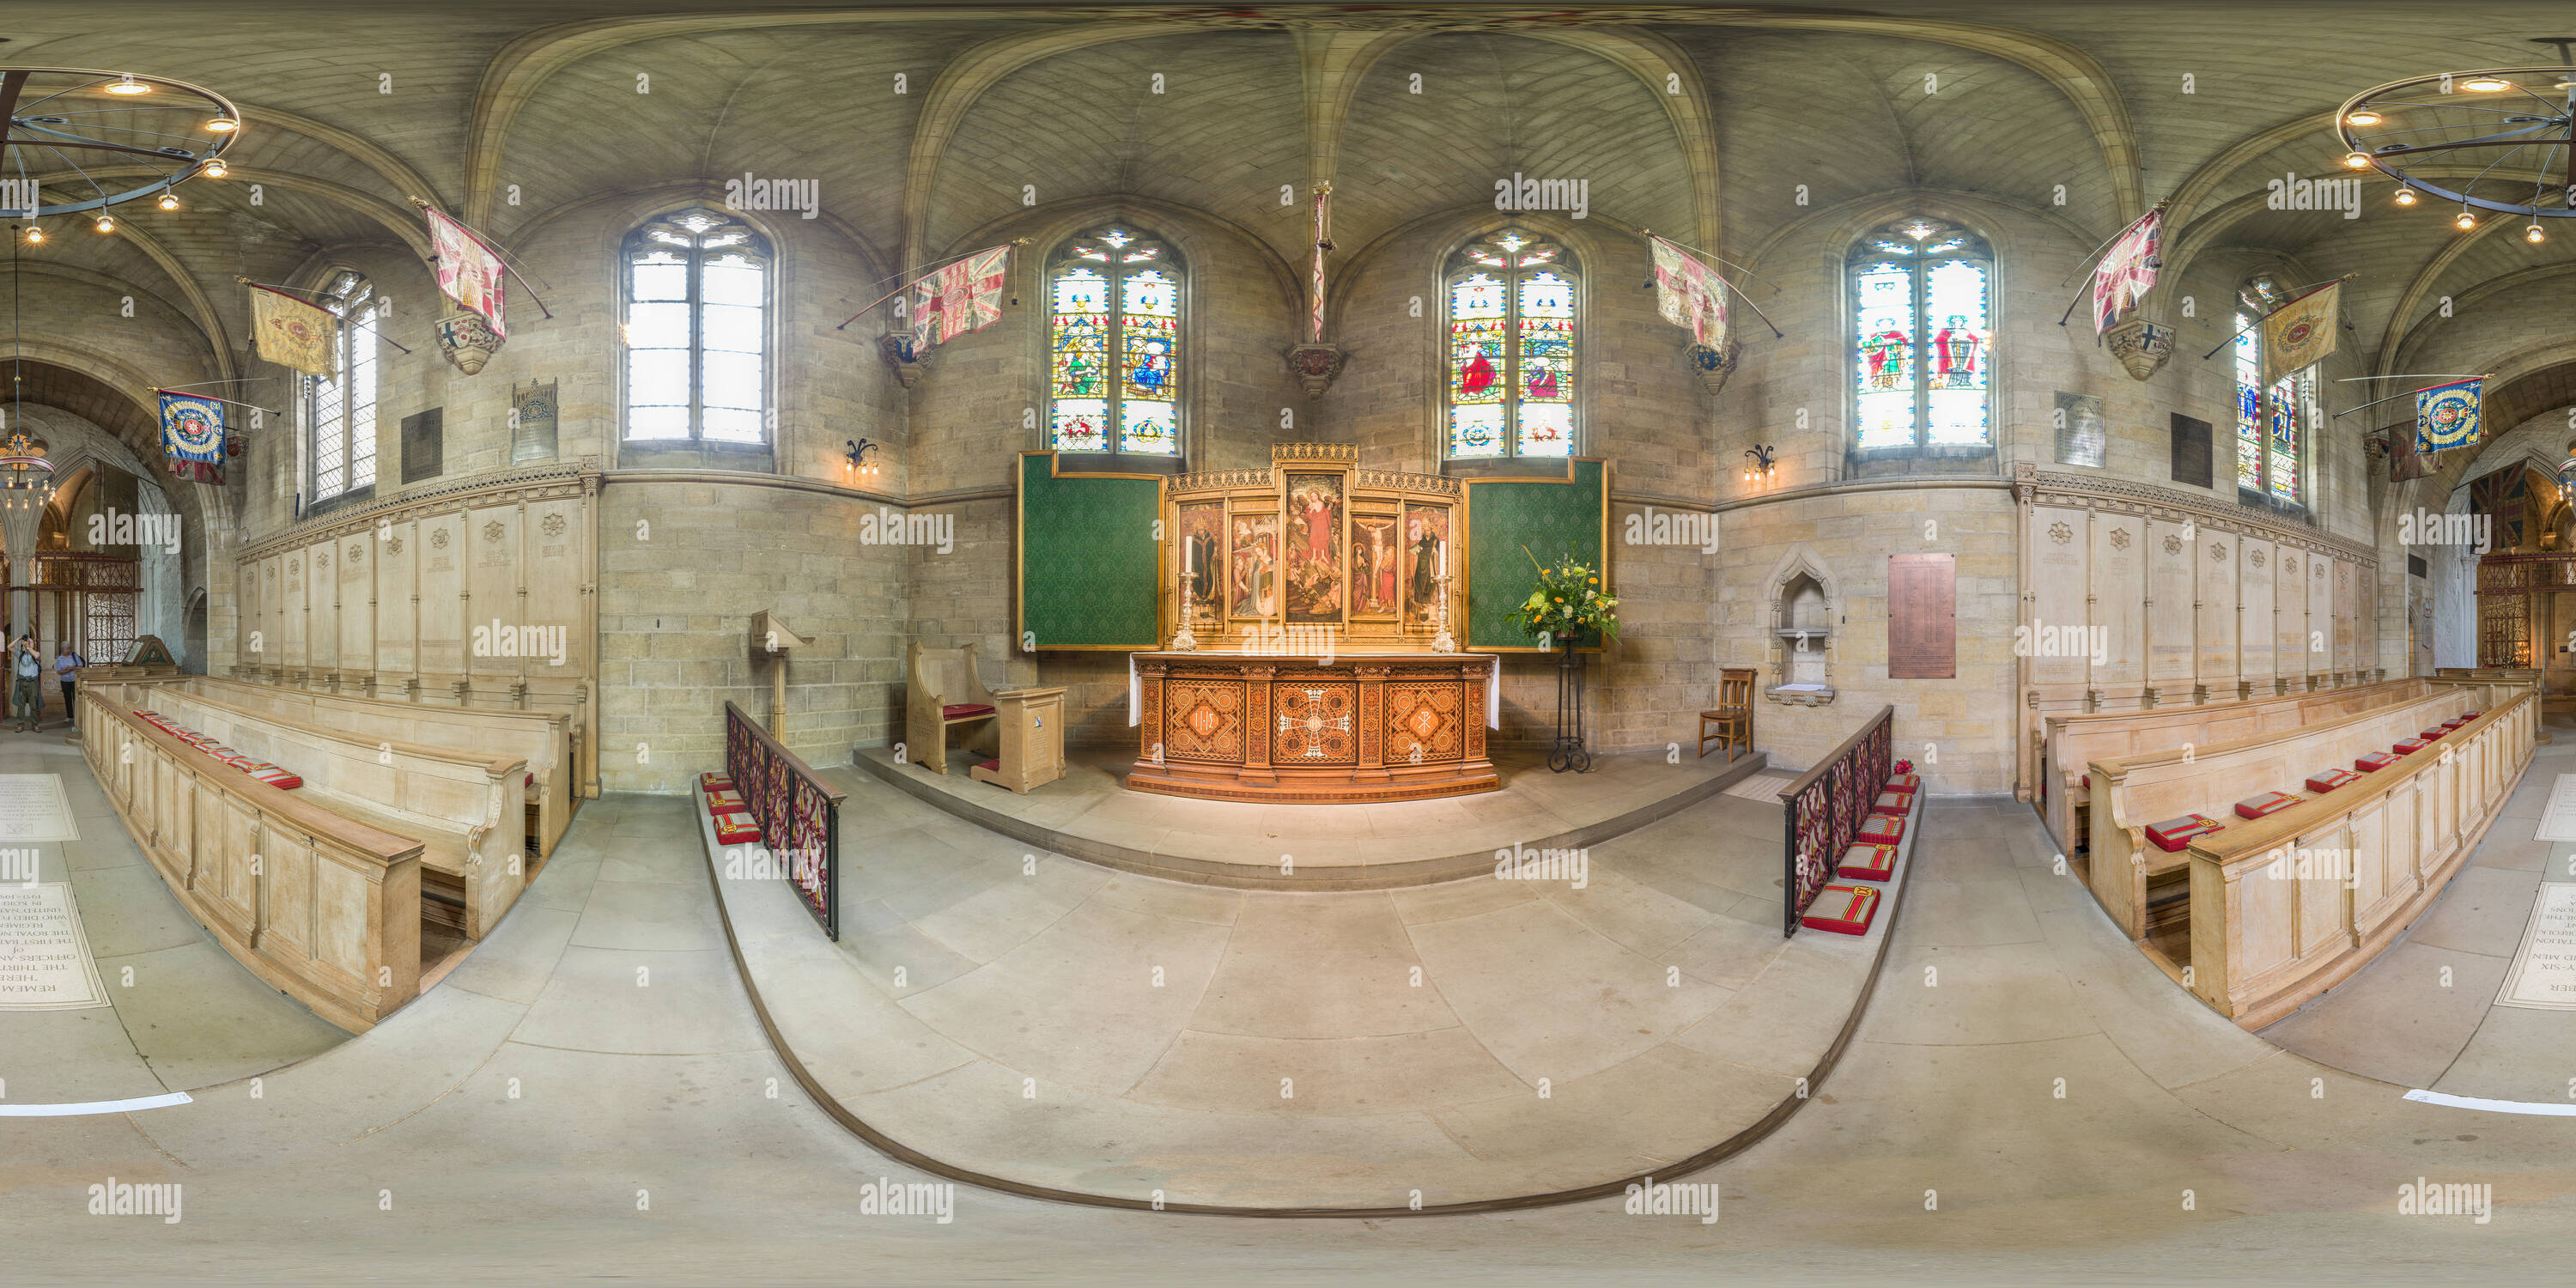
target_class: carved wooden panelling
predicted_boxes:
[1888,553,1956,680]
[2198,532,2238,686]
[2275,549,2307,677]
[2146,519,2193,682]
[1164,680,1246,762]
[2030,507,2087,686]
[2092,519,2144,683]
[2239,538,2275,679]
[1273,681,1358,764]
[1383,682,1465,763]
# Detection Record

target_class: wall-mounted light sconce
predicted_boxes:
[1741,444,1776,485]
[844,438,882,481]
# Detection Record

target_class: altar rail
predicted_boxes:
[2186,683,2537,1028]
[84,698,423,1032]
[725,701,843,939]
[1780,704,1893,938]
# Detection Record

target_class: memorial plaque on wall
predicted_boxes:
[513,380,559,465]
[400,407,443,483]
[2170,413,2213,489]
[2054,392,2106,468]
[1888,552,1956,679]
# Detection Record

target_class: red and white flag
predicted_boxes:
[2091,209,2161,334]
[423,206,507,336]
[1649,235,1728,351]
[910,245,1012,353]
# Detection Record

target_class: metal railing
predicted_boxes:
[1778,704,1893,938]
[724,702,845,939]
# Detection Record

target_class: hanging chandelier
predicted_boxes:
[0,66,241,242]
[0,418,51,510]
[2336,39,2576,235]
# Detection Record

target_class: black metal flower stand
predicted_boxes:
[1548,635,1593,773]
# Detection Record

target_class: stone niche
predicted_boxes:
[1762,548,1838,706]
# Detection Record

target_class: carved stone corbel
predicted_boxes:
[1286,343,1346,399]
[878,333,930,388]
[2104,317,2174,381]
[1686,338,1740,397]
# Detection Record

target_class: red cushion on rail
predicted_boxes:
[2306,768,2360,793]
[2355,752,2399,772]
[1801,883,1882,935]
[2234,792,2299,820]
[1838,842,1898,882]
[2145,814,2225,852]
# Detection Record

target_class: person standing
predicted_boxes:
[54,643,84,731]
[9,635,40,733]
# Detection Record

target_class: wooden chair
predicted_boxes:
[907,641,998,775]
[1698,666,1757,762]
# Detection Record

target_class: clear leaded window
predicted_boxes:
[1446,229,1575,459]
[1850,217,1991,452]
[1048,225,1181,454]
[623,208,769,443]
[310,270,379,502]
[2233,279,2306,506]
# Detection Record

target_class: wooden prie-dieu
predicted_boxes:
[1130,651,1498,803]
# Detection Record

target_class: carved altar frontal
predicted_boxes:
[1130,651,1498,803]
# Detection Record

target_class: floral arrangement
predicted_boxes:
[1513,546,1620,647]
[1893,758,1914,775]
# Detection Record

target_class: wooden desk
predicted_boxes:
[1129,651,1498,804]
[973,686,1066,793]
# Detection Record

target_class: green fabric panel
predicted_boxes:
[1019,455,1161,648]
[1467,459,1606,649]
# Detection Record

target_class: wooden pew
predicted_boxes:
[84,699,423,1032]
[93,679,530,940]
[2085,676,2530,984]
[2038,677,2433,855]
[2186,685,2538,1028]
[125,675,575,859]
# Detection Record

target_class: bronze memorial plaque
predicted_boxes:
[1888,552,1956,679]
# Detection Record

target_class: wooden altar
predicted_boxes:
[1131,651,1498,803]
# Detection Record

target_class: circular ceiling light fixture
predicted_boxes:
[0,68,240,221]
[2337,41,2576,230]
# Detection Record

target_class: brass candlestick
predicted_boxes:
[1431,572,1457,653]
[1170,569,1200,652]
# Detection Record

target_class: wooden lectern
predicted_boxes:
[750,611,811,738]
[972,685,1067,793]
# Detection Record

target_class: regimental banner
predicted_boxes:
[247,283,335,376]
[910,245,1012,353]
[2415,377,2482,454]
[1649,235,1728,351]
[2387,418,2428,482]
[2258,281,2339,388]
[156,391,225,483]
[2091,209,2161,334]
[422,205,507,336]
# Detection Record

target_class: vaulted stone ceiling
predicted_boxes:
[5,2,2573,474]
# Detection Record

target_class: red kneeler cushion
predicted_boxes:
[1838,842,1898,882]
[1801,884,1882,935]
[942,704,995,720]
[2234,792,2299,820]
[1882,773,1922,796]
[2355,752,2399,772]
[705,787,745,813]
[2459,711,2482,721]
[2306,768,2360,793]
[1872,790,1911,814]
[2144,814,2224,852]
[2440,716,2470,730]
[2420,727,2450,741]
[700,772,734,793]
[1856,814,1906,846]
[711,811,762,845]
[247,764,303,790]
[2393,738,2430,756]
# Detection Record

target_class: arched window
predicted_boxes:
[1048,224,1181,455]
[1445,229,1575,459]
[623,208,770,443]
[2233,276,2307,506]
[309,270,380,502]
[1850,217,1991,453]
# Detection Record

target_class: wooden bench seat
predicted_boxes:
[121,674,575,859]
[2038,677,2438,854]
[93,679,529,939]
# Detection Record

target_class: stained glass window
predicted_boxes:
[1445,229,1576,459]
[1049,225,1181,454]
[2233,279,2306,505]
[623,209,769,443]
[1848,218,1990,452]
[309,270,379,502]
